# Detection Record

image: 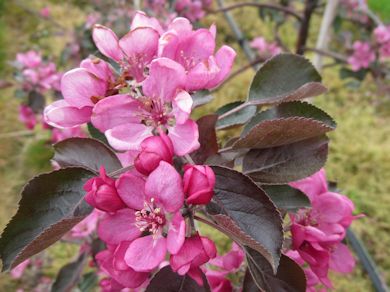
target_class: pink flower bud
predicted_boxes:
[84,166,125,212]
[134,133,174,175]
[183,165,215,205]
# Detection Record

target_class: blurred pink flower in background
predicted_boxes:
[250,37,282,59]
[347,41,375,71]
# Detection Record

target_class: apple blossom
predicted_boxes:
[347,41,375,71]
[183,164,216,205]
[84,166,126,212]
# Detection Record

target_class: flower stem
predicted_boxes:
[108,164,134,177]
[184,154,195,165]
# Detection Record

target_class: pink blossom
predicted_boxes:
[10,259,31,279]
[91,58,200,156]
[159,18,236,91]
[205,243,244,292]
[170,232,217,285]
[288,169,360,289]
[134,131,174,175]
[96,244,149,289]
[18,104,37,130]
[92,11,161,82]
[347,41,375,71]
[175,0,211,22]
[98,161,186,272]
[84,166,126,212]
[40,7,50,18]
[183,164,215,205]
[51,126,85,143]
[250,37,282,58]
[44,57,114,128]
[16,50,42,68]
[374,25,390,58]
[69,209,100,239]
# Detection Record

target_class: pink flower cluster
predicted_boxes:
[374,25,390,58]
[15,50,61,93]
[347,41,375,71]
[44,11,235,156]
[174,0,212,23]
[205,243,244,291]
[250,37,282,59]
[84,132,218,289]
[287,169,361,291]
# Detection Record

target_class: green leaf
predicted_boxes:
[78,272,98,292]
[246,247,306,292]
[0,167,94,271]
[242,135,329,184]
[242,268,260,292]
[234,101,335,149]
[191,90,214,108]
[248,54,327,105]
[87,122,109,145]
[339,67,367,81]
[146,265,210,292]
[27,91,45,113]
[53,137,122,173]
[216,101,256,130]
[51,252,88,292]
[208,166,283,272]
[260,185,310,212]
[191,115,219,164]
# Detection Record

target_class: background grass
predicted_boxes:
[0,1,389,291]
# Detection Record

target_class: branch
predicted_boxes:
[209,2,303,22]
[219,57,265,87]
[296,0,319,55]
[304,47,348,63]
[216,0,257,66]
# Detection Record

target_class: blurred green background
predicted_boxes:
[0,0,390,291]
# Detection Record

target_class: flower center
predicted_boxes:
[138,97,175,128]
[135,198,166,234]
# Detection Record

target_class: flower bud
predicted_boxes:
[134,133,174,175]
[84,166,125,212]
[183,165,215,205]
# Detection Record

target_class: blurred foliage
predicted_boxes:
[368,0,390,22]
[0,1,389,291]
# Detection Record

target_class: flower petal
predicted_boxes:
[167,212,186,254]
[97,209,141,245]
[131,11,163,34]
[116,171,146,210]
[61,68,106,108]
[92,24,123,61]
[91,94,142,132]
[172,90,193,124]
[143,58,186,101]
[105,123,153,151]
[168,119,200,156]
[125,235,167,272]
[205,45,236,89]
[145,161,184,213]
[44,100,92,128]
[119,27,159,62]
[80,57,114,81]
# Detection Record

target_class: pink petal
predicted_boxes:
[330,243,355,273]
[172,90,193,124]
[186,55,220,91]
[92,24,123,61]
[167,212,186,254]
[125,235,167,272]
[119,27,159,62]
[91,94,142,132]
[143,58,186,102]
[167,17,193,34]
[205,46,236,89]
[44,100,92,128]
[290,169,328,201]
[116,171,146,210]
[105,123,153,151]
[97,209,141,245]
[131,11,163,34]
[158,31,180,59]
[114,241,131,271]
[176,29,215,64]
[80,57,114,81]
[61,68,106,108]
[168,119,200,156]
[145,161,184,213]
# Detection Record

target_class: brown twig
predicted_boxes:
[208,2,303,22]
[220,57,265,87]
[296,0,319,55]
